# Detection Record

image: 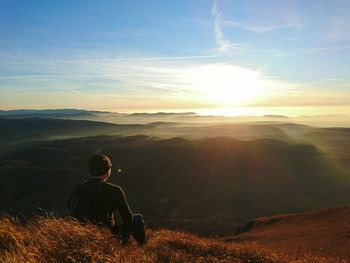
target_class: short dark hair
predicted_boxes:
[89,154,112,177]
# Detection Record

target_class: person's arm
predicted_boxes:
[104,183,146,245]
[115,186,133,225]
[106,183,133,225]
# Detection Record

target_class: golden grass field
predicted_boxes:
[0,216,347,263]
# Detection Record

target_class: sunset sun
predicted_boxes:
[189,64,266,106]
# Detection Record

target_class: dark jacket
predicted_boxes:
[68,178,133,228]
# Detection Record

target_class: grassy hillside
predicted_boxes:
[231,206,350,262]
[0,215,342,263]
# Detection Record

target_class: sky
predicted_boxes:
[1,0,350,116]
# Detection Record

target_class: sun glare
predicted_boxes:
[188,64,266,106]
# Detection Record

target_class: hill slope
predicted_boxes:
[232,206,350,261]
[0,215,345,263]
[0,211,350,263]
[0,216,280,263]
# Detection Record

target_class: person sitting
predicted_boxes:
[68,153,145,245]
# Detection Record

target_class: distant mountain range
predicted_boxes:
[0,109,111,115]
[0,109,198,118]
[0,109,292,124]
[0,118,153,149]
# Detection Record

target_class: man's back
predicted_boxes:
[68,178,132,228]
[68,153,145,245]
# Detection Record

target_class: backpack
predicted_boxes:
[68,180,100,221]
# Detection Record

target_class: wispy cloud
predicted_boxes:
[1,55,219,65]
[326,3,350,42]
[283,36,302,42]
[211,0,244,52]
[0,74,121,80]
[88,28,155,39]
[297,45,350,53]
[0,58,200,98]
[2,59,350,110]
[222,19,299,33]
[211,0,301,39]
[249,44,350,56]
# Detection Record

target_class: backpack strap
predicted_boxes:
[68,180,94,220]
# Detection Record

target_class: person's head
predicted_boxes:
[89,154,112,180]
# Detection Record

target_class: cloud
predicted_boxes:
[251,45,350,56]
[325,1,350,42]
[211,0,300,36]
[88,28,154,39]
[282,37,302,42]
[222,19,299,33]
[297,45,350,53]
[211,0,244,52]
[0,58,201,99]
[0,55,219,65]
[2,53,349,110]
[327,16,350,42]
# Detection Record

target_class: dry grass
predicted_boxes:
[231,207,350,263]
[0,216,346,263]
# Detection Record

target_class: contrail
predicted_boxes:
[211,0,243,52]
[212,0,228,51]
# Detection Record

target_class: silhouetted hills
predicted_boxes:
[302,127,350,173]
[0,117,298,148]
[1,109,348,127]
[1,116,350,236]
[129,112,197,117]
[0,109,111,116]
[0,109,199,123]
[1,135,349,233]
[0,118,153,149]
[154,123,294,142]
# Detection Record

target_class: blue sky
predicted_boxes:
[1,0,350,114]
